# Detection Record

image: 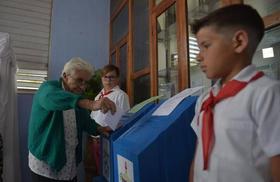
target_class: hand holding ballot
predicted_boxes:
[94,97,116,114]
[78,96,116,114]
[91,104,125,131]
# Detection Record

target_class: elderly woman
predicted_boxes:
[28,57,116,182]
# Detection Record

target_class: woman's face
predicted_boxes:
[101,70,119,90]
[63,69,91,94]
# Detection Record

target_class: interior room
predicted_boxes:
[0,0,279,181]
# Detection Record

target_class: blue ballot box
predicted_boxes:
[100,102,157,182]
[113,96,197,182]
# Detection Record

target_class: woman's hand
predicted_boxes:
[78,98,116,114]
[92,97,116,114]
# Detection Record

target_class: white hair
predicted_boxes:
[61,57,94,77]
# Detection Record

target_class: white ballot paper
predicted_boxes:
[152,86,204,116]
[91,104,125,131]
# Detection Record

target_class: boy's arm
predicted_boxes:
[189,142,197,182]
[189,159,194,182]
[271,155,280,182]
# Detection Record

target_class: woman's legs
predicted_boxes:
[30,170,77,182]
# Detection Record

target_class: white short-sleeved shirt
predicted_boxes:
[191,65,280,182]
[90,85,130,127]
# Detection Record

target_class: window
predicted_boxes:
[16,69,47,90]
[245,1,280,80]
[187,0,220,89]
[0,0,52,91]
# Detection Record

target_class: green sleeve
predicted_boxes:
[37,81,81,111]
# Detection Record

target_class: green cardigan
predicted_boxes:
[28,80,99,172]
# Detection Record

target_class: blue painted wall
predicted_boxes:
[18,94,33,182]
[18,0,110,181]
[49,0,110,79]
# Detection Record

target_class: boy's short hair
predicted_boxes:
[101,64,120,77]
[191,4,265,55]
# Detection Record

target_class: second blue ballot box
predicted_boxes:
[112,96,197,182]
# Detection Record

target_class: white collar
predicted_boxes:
[213,65,258,93]
[101,85,120,93]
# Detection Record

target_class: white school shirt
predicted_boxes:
[90,85,130,127]
[29,109,78,180]
[191,65,280,182]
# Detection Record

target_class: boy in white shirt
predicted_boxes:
[189,4,280,182]
[85,64,130,180]
[91,64,130,127]
[91,64,130,125]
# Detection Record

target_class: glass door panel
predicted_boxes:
[134,75,151,104]
[253,26,280,80]
[244,0,280,17]
[119,44,128,91]
[112,4,128,45]
[187,0,220,91]
[156,3,177,99]
[155,0,163,6]
[133,0,149,72]
[110,52,116,65]
[110,0,123,14]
